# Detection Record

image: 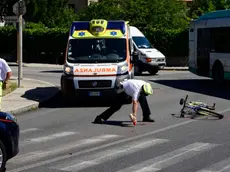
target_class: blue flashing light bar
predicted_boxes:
[107,20,126,34]
[70,20,126,36]
[70,21,89,36]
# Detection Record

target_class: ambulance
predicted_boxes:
[130,26,166,75]
[61,19,137,101]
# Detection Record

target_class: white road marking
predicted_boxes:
[20,131,77,146]
[116,142,218,172]
[219,108,230,114]
[56,138,169,171]
[20,128,41,134]
[12,134,121,164]
[197,157,230,172]
[7,109,230,172]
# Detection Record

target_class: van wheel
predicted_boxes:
[212,62,224,84]
[149,68,159,75]
[0,140,7,172]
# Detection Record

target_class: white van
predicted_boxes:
[130,26,166,75]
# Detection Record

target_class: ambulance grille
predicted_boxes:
[78,80,112,88]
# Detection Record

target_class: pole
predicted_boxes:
[18,0,23,87]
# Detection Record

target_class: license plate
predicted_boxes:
[88,91,100,96]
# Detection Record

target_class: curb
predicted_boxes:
[162,67,188,71]
[3,78,60,116]
[8,62,63,68]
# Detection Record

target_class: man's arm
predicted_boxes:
[4,71,12,83]
[132,100,138,116]
[2,60,12,84]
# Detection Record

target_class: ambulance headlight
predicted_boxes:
[117,63,128,74]
[64,65,73,75]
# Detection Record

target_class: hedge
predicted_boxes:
[0,26,188,64]
[144,28,188,57]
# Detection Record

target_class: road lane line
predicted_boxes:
[219,108,230,114]
[116,142,218,172]
[20,131,77,146]
[20,128,41,134]
[54,138,169,171]
[196,157,230,172]
[7,109,228,172]
[12,134,121,164]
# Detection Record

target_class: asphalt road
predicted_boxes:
[6,66,230,172]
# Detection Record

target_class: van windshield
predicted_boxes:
[67,38,127,63]
[132,36,153,49]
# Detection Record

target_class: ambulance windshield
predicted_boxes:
[67,38,127,63]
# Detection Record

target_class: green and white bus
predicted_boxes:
[189,9,230,82]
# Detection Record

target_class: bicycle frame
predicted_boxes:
[180,95,215,117]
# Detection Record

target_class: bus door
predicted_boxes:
[197,28,211,76]
[189,22,196,68]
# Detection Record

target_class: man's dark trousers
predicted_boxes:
[98,91,151,121]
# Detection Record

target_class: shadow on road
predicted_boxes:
[21,87,60,102]
[94,120,146,127]
[38,91,131,108]
[171,113,223,120]
[40,70,63,73]
[150,79,230,100]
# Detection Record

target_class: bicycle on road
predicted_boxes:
[172,95,224,119]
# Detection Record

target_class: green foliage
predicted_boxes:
[0,25,188,63]
[23,0,77,28]
[187,0,230,19]
[25,22,47,29]
[144,28,188,57]
[0,26,17,53]
[188,0,216,19]
[1,0,209,63]
[77,0,189,30]
[0,26,69,63]
[75,0,190,57]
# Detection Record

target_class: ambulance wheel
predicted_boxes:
[61,90,76,105]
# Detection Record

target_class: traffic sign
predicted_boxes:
[13,0,26,16]
[4,16,25,24]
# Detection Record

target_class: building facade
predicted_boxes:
[68,0,98,13]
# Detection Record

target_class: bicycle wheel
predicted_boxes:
[197,108,224,119]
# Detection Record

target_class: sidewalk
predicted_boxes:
[1,77,60,115]
[8,62,189,71]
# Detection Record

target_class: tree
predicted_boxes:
[24,0,77,28]
[187,0,230,19]
[0,0,17,17]
[77,0,189,30]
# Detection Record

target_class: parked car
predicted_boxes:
[0,112,19,172]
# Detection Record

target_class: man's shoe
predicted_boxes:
[142,116,155,122]
[93,116,104,124]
